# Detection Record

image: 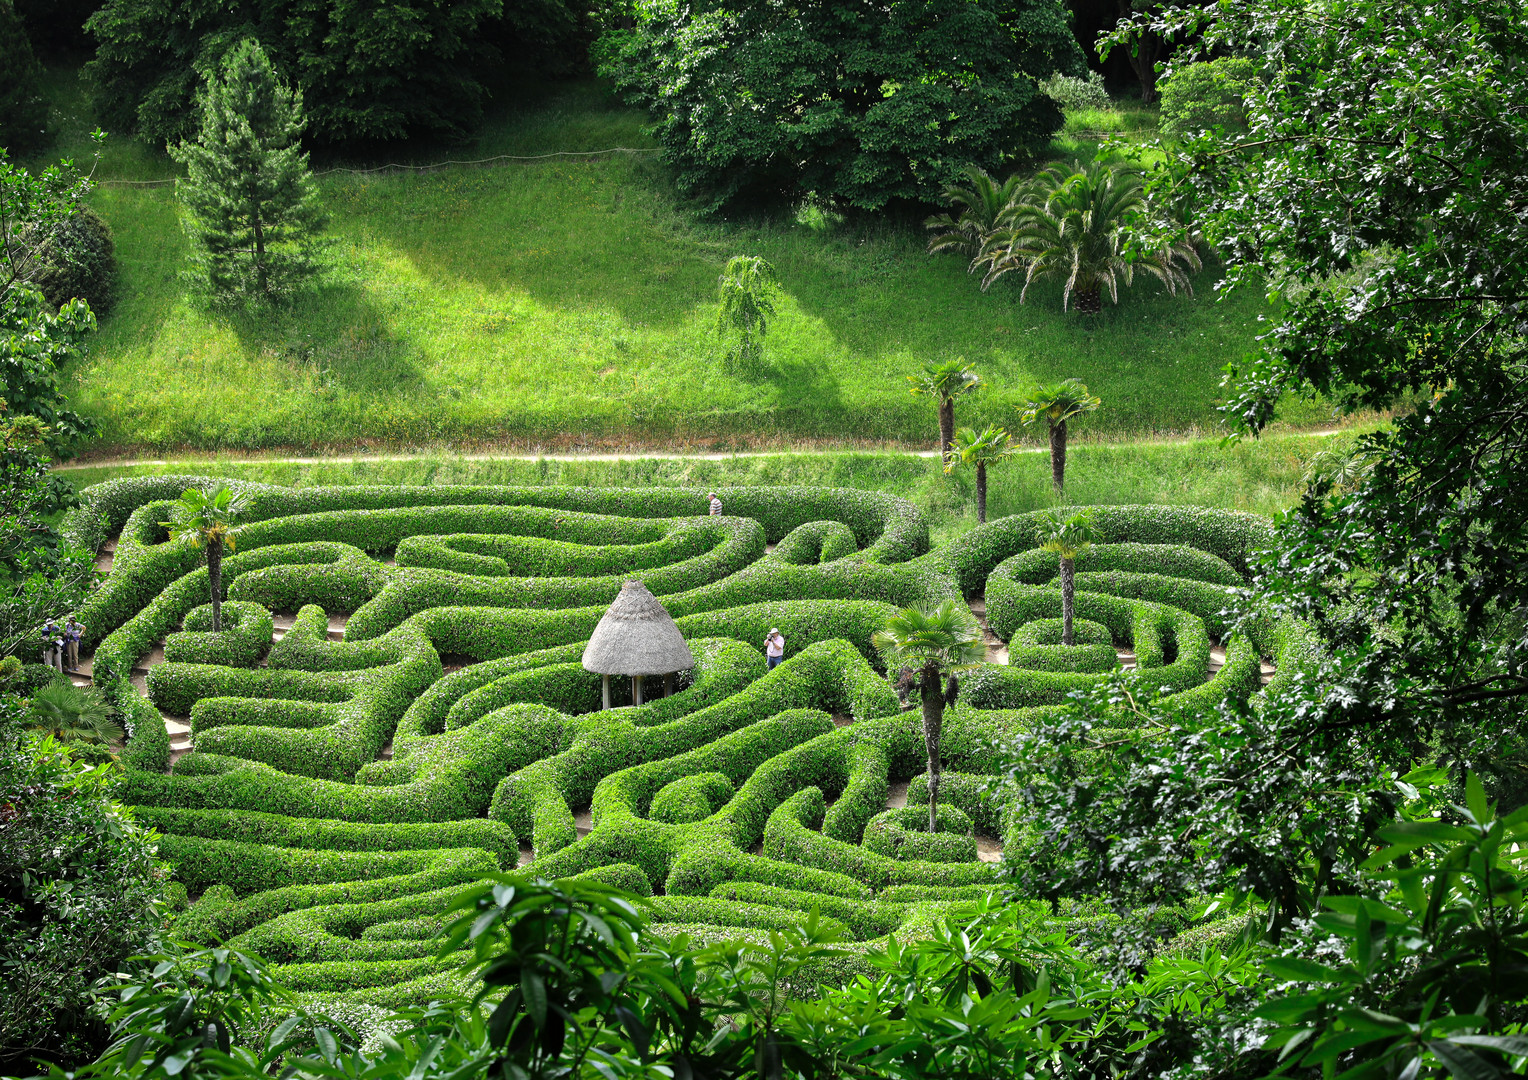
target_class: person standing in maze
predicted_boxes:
[765,627,785,669]
[708,491,723,515]
[39,619,64,672]
[64,615,84,671]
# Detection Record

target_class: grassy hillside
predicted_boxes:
[41,74,1334,456]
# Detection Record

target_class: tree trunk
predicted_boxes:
[976,461,988,524]
[1115,0,1161,103]
[1074,285,1103,314]
[938,398,955,460]
[253,212,267,296]
[920,662,944,833]
[1060,555,1075,646]
[208,543,223,632]
[1050,420,1067,495]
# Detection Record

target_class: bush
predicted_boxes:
[1159,58,1259,135]
[27,206,118,316]
[1038,69,1111,112]
[0,732,168,1067]
[862,805,977,863]
[650,772,735,824]
[163,601,273,667]
[597,0,1079,212]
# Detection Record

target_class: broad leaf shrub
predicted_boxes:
[67,479,1308,1010]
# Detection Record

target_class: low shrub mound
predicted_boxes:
[63,479,1305,1008]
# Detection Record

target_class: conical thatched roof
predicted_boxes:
[582,580,695,676]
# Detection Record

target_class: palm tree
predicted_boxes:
[907,358,981,460]
[27,680,123,745]
[1035,509,1095,646]
[974,159,1201,314]
[924,166,1027,259]
[872,601,985,832]
[945,425,1021,524]
[162,484,250,632]
[1017,379,1101,496]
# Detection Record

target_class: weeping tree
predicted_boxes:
[908,358,981,460]
[1017,379,1101,495]
[161,484,249,632]
[945,425,1021,524]
[1036,509,1094,646]
[873,601,985,831]
[716,255,781,371]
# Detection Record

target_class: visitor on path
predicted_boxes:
[765,627,785,669]
[39,620,64,673]
[64,616,84,671]
[708,491,723,515]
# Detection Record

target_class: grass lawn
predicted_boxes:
[62,429,1352,545]
[40,73,1337,456]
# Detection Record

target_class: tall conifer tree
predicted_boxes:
[169,40,326,302]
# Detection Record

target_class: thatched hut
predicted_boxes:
[582,580,695,709]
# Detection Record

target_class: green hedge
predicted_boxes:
[157,833,465,895]
[764,788,998,889]
[705,881,909,939]
[133,805,519,866]
[650,772,735,825]
[862,805,977,863]
[114,683,169,774]
[926,504,1270,596]
[174,851,498,945]
[492,640,895,851]
[151,623,441,781]
[771,520,860,565]
[164,602,273,667]
[967,599,1210,709]
[906,772,1005,836]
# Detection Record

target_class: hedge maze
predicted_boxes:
[65,478,1308,1008]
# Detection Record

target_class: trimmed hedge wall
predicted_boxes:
[164,602,273,667]
[862,805,977,863]
[925,504,1271,596]
[72,478,1308,1011]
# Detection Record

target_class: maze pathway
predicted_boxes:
[66,480,1307,1009]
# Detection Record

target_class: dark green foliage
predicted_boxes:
[0,150,98,456]
[599,0,1081,213]
[26,206,117,316]
[0,0,47,156]
[85,0,510,147]
[168,39,327,302]
[0,731,168,1070]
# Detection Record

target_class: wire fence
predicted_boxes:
[97,145,663,187]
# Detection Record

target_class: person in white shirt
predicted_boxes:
[708,491,723,515]
[765,627,785,670]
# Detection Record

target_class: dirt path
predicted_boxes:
[56,430,1346,472]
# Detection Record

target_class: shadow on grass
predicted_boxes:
[223,281,427,396]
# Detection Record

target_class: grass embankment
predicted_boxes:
[36,72,1335,456]
[64,430,1346,543]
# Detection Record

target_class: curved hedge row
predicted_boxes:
[74,479,1304,1007]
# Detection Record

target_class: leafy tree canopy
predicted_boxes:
[599,0,1084,213]
[1015,0,1528,953]
[85,0,581,148]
